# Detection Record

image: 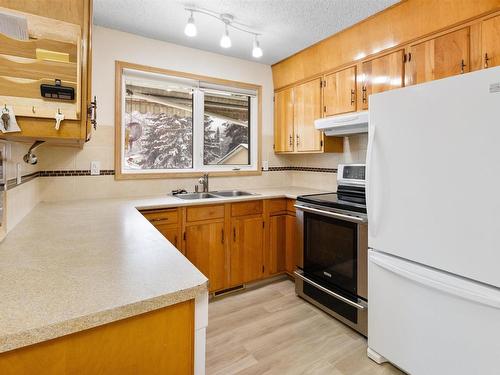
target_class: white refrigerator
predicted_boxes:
[366,66,500,375]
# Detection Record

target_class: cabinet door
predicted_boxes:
[482,14,500,69]
[230,216,264,285]
[274,88,294,152]
[408,28,470,85]
[185,222,226,292]
[285,215,296,274]
[323,66,356,116]
[293,78,323,152]
[156,224,181,250]
[361,49,405,110]
[269,215,286,275]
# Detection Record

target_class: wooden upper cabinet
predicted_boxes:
[361,49,405,109]
[408,28,470,85]
[274,88,294,152]
[482,14,500,69]
[293,78,322,152]
[0,0,92,145]
[323,66,356,116]
[230,216,264,285]
[185,222,226,292]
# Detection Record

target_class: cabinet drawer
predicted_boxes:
[186,205,225,222]
[287,199,296,213]
[231,200,263,217]
[142,209,178,224]
[268,199,287,214]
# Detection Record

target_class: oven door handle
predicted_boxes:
[294,270,367,310]
[294,205,367,224]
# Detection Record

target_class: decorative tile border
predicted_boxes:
[264,166,338,173]
[39,170,115,177]
[6,166,336,190]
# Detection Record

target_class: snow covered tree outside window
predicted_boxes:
[119,67,259,177]
[123,83,193,170]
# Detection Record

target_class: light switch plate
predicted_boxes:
[263,160,269,171]
[90,161,100,175]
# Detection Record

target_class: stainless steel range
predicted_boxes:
[294,164,368,336]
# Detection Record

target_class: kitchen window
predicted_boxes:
[115,62,260,179]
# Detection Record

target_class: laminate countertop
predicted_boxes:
[0,186,325,353]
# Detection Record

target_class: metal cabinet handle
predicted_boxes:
[460,59,466,74]
[296,134,300,146]
[484,53,490,69]
[221,229,224,244]
[87,96,97,130]
[289,134,293,146]
[350,89,355,105]
[294,270,367,310]
[233,227,236,242]
[362,86,367,103]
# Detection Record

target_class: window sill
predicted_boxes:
[114,169,262,180]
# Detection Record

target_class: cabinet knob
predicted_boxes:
[484,53,490,69]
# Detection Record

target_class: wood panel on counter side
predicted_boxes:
[272,0,500,90]
[0,300,195,375]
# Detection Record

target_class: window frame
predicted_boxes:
[114,61,262,180]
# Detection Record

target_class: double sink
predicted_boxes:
[176,190,257,200]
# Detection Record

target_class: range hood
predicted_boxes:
[315,111,368,136]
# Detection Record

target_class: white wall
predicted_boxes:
[37,26,289,201]
[31,26,364,202]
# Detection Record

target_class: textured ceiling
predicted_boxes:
[94,0,400,65]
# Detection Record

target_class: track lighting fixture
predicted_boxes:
[184,8,263,58]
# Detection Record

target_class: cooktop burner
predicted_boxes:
[297,190,367,214]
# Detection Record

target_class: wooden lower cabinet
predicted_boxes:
[185,222,226,292]
[143,199,299,291]
[230,215,265,285]
[156,224,181,250]
[141,208,182,253]
[269,214,287,274]
[0,300,195,375]
[285,214,297,274]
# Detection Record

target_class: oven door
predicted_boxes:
[299,205,365,296]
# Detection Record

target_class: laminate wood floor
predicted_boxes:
[206,279,404,375]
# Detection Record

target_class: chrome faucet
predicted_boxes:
[198,173,209,193]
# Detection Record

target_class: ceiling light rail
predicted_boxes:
[184,7,263,58]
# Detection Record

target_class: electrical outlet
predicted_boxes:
[262,160,269,171]
[90,161,100,176]
[16,163,22,185]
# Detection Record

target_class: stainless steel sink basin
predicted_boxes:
[176,192,219,200]
[212,190,256,197]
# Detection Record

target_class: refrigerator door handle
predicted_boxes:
[370,251,500,309]
[366,122,377,236]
